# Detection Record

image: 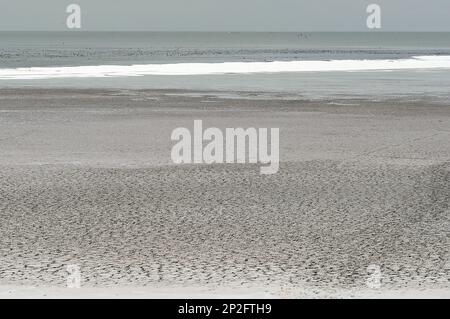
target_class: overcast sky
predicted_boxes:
[0,0,449,31]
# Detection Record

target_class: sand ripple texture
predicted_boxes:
[0,161,448,290]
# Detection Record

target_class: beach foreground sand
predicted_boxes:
[0,89,448,298]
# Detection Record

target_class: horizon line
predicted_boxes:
[1,30,450,33]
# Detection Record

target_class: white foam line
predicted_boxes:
[1,56,449,80]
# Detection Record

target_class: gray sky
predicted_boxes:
[1,0,449,31]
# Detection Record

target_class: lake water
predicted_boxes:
[1,32,450,99]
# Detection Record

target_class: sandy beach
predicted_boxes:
[0,88,449,298]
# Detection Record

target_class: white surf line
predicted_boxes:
[1,56,450,80]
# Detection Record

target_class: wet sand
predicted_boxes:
[0,89,449,298]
